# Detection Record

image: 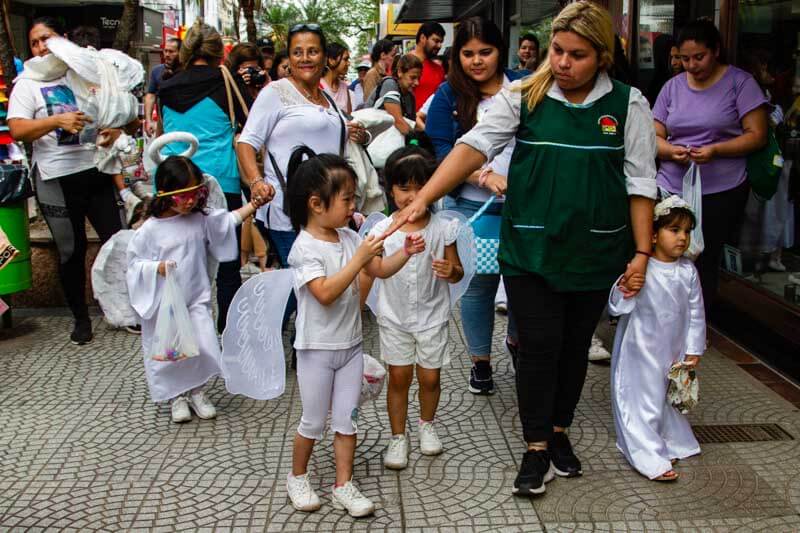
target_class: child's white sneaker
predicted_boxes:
[331,480,375,517]
[171,396,192,423]
[384,434,409,470]
[588,334,611,362]
[189,390,217,419]
[286,473,321,512]
[419,420,443,456]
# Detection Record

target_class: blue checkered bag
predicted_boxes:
[468,195,501,275]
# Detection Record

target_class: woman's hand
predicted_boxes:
[347,121,368,144]
[482,171,507,196]
[669,144,691,164]
[382,197,429,239]
[96,128,122,148]
[56,111,92,135]
[689,145,716,164]
[620,254,649,298]
[250,181,275,205]
[238,66,253,85]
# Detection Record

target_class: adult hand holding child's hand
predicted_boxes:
[158,260,177,277]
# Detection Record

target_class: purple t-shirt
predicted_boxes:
[653,66,767,194]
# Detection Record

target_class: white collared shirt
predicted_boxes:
[368,213,459,332]
[457,72,658,199]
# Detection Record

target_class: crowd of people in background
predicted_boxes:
[7,0,794,519]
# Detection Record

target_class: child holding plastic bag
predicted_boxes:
[608,195,705,482]
[284,147,424,517]
[126,156,269,422]
[367,146,463,470]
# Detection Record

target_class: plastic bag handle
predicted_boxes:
[467,194,498,226]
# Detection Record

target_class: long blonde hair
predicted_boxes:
[519,1,615,111]
[180,19,224,67]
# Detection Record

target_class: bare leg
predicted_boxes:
[333,432,356,486]
[387,364,413,435]
[416,366,441,422]
[292,433,315,476]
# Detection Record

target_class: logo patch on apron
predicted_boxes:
[598,115,619,135]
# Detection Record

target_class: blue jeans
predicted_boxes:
[444,196,517,357]
[254,221,297,327]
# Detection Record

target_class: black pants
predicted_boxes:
[216,192,243,333]
[504,274,607,443]
[35,167,125,321]
[696,182,749,316]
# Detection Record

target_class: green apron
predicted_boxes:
[500,80,633,292]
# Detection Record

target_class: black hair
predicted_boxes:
[31,16,65,36]
[148,156,208,218]
[288,26,327,53]
[326,42,348,71]
[654,206,696,232]
[68,26,100,48]
[285,146,358,231]
[677,18,723,57]
[405,130,435,155]
[370,38,396,64]
[384,145,437,193]
[519,33,539,48]
[269,50,289,80]
[416,22,446,43]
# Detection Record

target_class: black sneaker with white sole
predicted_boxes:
[468,360,495,395]
[70,318,93,345]
[513,449,555,496]
[549,431,583,477]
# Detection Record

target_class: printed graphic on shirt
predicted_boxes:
[598,115,619,135]
[40,85,80,146]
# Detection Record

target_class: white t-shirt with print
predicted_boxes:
[288,227,363,350]
[7,77,96,180]
[368,212,458,332]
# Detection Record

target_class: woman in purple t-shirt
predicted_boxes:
[653,19,767,316]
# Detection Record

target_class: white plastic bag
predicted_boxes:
[681,163,705,260]
[351,108,395,137]
[150,266,200,362]
[360,353,387,406]
[366,118,415,169]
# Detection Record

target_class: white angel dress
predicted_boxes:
[126,209,239,403]
[608,257,706,479]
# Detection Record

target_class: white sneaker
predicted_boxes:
[188,390,217,419]
[587,334,611,362]
[418,420,443,456]
[769,259,787,272]
[331,480,375,517]
[286,473,321,512]
[171,396,192,423]
[384,434,409,470]
[495,302,508,314]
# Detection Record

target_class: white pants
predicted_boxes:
[296,344,363,440]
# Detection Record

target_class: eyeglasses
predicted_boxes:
[289,23,321,34]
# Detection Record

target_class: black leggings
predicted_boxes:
[504,274,607,443]
[696,182,749,316]
[215,192,243,333]
[35,167,125,321]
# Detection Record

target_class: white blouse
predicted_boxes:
[238,78,347,232]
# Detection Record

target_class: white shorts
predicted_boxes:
[379,322,450,369]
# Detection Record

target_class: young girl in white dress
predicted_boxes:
[283,148,425,517]
[126,156,268,423]
[367,146,464,470]
[609,195,705,481]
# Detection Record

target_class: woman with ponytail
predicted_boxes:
[387,2,658,496]
[157,20,255,333]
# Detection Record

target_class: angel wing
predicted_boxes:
[220,269,294,400]
[92,230,138,327]
[437,210,477,305]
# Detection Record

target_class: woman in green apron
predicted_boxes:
[385,1,657,496]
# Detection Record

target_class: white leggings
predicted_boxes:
[296,344,363,440]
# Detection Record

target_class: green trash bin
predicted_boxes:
[0,201,33,295]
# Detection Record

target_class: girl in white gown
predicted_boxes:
[608,195,705,481]
[126,156,267,422]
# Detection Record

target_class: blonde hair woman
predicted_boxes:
[386,1,658,496]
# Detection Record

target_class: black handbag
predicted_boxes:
[0,164,33,206]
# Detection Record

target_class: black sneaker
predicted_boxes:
[70,319,93,345]
[513,449,555,496]
[549,431,582,477]
[468,361,495,395]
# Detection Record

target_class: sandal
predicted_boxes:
[654,470,679,482]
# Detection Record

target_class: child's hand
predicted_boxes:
[403,233,425,256]
[683,355,700,367]
[356,235,385,263]
[158,260,176,277]
[432,258,456,279]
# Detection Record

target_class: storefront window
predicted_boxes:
[729,0,800,308]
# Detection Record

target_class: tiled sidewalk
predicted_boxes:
[1,312,799,532]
